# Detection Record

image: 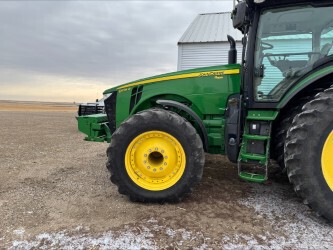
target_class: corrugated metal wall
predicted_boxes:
[177,42,243,71]
[178,13,243,44]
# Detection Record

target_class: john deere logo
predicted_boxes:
[198,71,224,77]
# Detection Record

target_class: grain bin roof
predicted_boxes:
[178,12,243,44]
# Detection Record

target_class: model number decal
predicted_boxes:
[119,87,131,93]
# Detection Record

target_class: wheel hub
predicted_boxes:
[322,130,333,191]
[125,131,186,191]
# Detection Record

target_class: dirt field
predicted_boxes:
[0,103,332,249]
[0,100,77,112]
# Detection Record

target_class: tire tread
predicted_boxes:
[106,108,204,203]
[285,86,333,222]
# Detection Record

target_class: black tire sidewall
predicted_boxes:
[287,106,333,220]
[109,110,203,201]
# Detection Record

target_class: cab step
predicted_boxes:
[240,152,266,162]
[239,171,267,183]
[237,117,272,183]
[242,134,270,140]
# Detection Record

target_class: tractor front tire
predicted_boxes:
[285,87,333,222]
[106,109,205,202]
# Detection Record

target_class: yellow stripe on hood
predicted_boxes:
[117,69,240,90]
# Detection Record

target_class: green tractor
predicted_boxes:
[78,0,333,221]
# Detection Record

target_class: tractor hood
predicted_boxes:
[103,64,240,94]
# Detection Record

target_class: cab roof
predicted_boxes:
[246,0,333,8]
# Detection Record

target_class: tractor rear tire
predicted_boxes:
[106,108,205,202]
[271,97,311,169]
[272,88,324,170]
[285,87,333,222]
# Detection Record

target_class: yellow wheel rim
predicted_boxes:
[322,130,333,191]
[125,131,186,191]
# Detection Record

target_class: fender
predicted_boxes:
[278,64,333,108]
[156,100,209,152]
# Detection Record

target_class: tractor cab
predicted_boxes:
[224,0,333,181]
[233,0,333,106]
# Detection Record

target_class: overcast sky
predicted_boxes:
[0,1,233,102]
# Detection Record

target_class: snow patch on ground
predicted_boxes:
[8,185,333,249]
[13,228,25,237]
[10,228,155,250]
[9,219,200,250]
[236,183,333,249]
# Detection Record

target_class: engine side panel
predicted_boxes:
[112,65,241,154]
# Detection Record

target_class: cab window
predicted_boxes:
[254,5,333,102]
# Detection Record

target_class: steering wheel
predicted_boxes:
[261,41,274,50]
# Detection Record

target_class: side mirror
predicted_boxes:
[231,2,247,29]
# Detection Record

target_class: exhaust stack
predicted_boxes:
[227,35,237,64]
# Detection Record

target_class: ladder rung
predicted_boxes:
[240,153,266,162]
[239,171,267,183]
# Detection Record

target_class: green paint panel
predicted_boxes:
[109,64,241,153]
[103,64,240,94]
[77,114,110,142]
[203,119,223,127]
[247,110,279,121]
[243,134,270,140]
[207,133,222,153]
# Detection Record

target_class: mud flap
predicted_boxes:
[225,94,241,163]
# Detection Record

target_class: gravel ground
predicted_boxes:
[0,110,332,249]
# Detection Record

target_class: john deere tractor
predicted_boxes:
[78,0,333,221]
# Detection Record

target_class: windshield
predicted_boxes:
[254,5,333,102]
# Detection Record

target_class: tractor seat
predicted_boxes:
[283,42,333,78]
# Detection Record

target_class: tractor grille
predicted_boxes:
[104,91,117,134]
[78,104,104,116]
[129,85,143,113]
